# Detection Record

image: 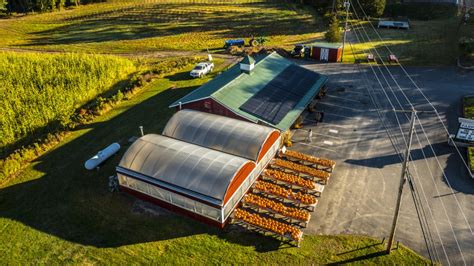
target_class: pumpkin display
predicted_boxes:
[273,159,330,181]
[234,208,302,241]
[264,169,316,190]
[255,181,317,205]
[284,150,336,168]
[244,194,310,221]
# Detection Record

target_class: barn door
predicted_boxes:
[320,48,329,61]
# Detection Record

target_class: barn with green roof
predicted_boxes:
[169,52,328,131]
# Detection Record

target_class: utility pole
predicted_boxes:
[340,0,350,63]
[386,109,416,254]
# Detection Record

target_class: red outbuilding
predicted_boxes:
[310,42,343,62]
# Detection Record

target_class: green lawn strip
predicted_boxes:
[344,18,460,66]
[0,57,427,264]
[462,96,474,172]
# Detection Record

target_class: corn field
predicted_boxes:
[0,52,136,153]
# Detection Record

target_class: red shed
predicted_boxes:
[310,42,343,62]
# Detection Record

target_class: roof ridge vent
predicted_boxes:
[240,55,255,74]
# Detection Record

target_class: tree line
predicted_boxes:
[1,0,106,13]
[1,0,386,15]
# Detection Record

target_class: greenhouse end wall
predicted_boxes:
[222,135,281,221]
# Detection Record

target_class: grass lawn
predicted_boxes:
[462,96,474,172]
[345,18,461,66]
[0,0,323,54]
[0,0,466,66]
[0,59,428,264]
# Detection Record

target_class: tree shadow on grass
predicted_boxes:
[0,76,283,251]
[0,84,198,248]
[328,251,388,265]
[20,2,319,48]
[165,70,195,81]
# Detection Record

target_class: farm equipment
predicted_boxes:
[249,36,268,47]
[223,39,245,49]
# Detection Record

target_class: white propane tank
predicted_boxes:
[85,143,121,170]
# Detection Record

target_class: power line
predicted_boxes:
[351,0,474,237]
[347,32,445,263]
[347,14,458,265]
[348,7,469,265]
[347,22,442,262]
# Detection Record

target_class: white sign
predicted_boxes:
[456,128,474,142]
[458,117,474,125]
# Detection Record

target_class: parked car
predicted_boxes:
[190,62,214,78]
[290,44,305,57]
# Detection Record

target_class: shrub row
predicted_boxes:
[4,0,106,14]
[384,3,458,20]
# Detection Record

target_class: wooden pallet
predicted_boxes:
[232,217,303,247]
[242,200,310,228]
[268,163,330,185]
[252,187,318,212]
[284,155,335,173]
[260,173,324,196]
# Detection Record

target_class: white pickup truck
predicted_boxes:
[190,62,214,78]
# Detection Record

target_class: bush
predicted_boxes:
[0,52,136,156]
[6,0,105,13]
[0,0,7,13]
[325,15,341,42]
[459,37,474,56]
[384,3,457,20]
[356,0,386,18]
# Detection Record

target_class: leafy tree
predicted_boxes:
[0,0,7,13]
[325,15,341,42]
[357,0,386,18]
[36,0,55,11]
[459,37,474,56]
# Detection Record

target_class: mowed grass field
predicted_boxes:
[344,18,462,66]
[0,59,428,264]
[0,0,324,53]
[0,0,465,65]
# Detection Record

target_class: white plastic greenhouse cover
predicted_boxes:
[118,134,254,203]
[163,109,278,161]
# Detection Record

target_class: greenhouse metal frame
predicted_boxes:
[117,111,281,227]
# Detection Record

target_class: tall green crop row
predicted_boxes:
[0,52,136,154]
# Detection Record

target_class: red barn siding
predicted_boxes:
[310,46,342,62]
[311,47,321,60]
[329,48,342,62]
[177,98,252,123]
